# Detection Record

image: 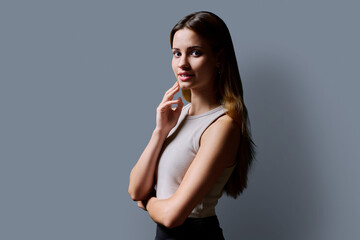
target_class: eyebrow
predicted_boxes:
[172,46,203,51]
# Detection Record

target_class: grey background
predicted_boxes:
[1,0,359,239]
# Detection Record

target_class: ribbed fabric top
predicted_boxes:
[156,103,235,218]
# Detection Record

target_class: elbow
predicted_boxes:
[128,179,148,201]
[128,191,144,202]
[128,187,143,201]
[146,197,187,228]
[128,185,156,201]
[128,191,138,202]
[162,220,180,229]
[161,213,186,229]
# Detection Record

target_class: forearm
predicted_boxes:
[128,128,168,200]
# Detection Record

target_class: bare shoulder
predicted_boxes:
[204,114,241,139]
[199,114,240,167]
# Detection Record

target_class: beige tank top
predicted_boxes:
[156,103,235,218]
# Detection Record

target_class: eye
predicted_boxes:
[173,51,181,57]
[191,50,202,57]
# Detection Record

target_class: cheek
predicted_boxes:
[171,59,177,74]
[196,60,216,76]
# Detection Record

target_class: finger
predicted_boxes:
[162,85,179,102]
[159,99,182,111]
[169,81,179,89]
[164,81,179,95]
[162,82,180,102]
[174,97,184,113]
[137,201,146,210]
[171,81,179,88]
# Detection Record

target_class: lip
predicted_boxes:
[178,72,194,81]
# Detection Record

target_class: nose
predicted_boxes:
[178,55,190,69]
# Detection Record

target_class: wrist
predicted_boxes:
[153,128,168,139]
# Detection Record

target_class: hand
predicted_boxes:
[155,81,184,135]
[137,189,156,211]
[137,201,147,211]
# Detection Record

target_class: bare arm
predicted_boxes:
[128,129,167,201]
[128,81,183,201]
[145,115,240,228]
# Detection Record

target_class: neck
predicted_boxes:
[188,87,220,116]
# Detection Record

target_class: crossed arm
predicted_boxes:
[130,114,240,228]
[128,81,240,228]
[146,116,239,228]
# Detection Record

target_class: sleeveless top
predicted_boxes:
[156,103,235,218]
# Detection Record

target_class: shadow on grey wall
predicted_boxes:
[218,54,325,240]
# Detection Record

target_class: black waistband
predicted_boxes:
[155,216,224,240]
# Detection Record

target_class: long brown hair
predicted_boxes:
[170,11,255,198]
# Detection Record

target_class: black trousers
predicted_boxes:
[155,216,225,240]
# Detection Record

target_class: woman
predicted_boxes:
[128,11,254,239]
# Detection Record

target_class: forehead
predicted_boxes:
[172,28,209,49]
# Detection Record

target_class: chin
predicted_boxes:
[178,81,192,90]
[180,86,191,91]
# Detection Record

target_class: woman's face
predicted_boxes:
[171,28,219,91]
